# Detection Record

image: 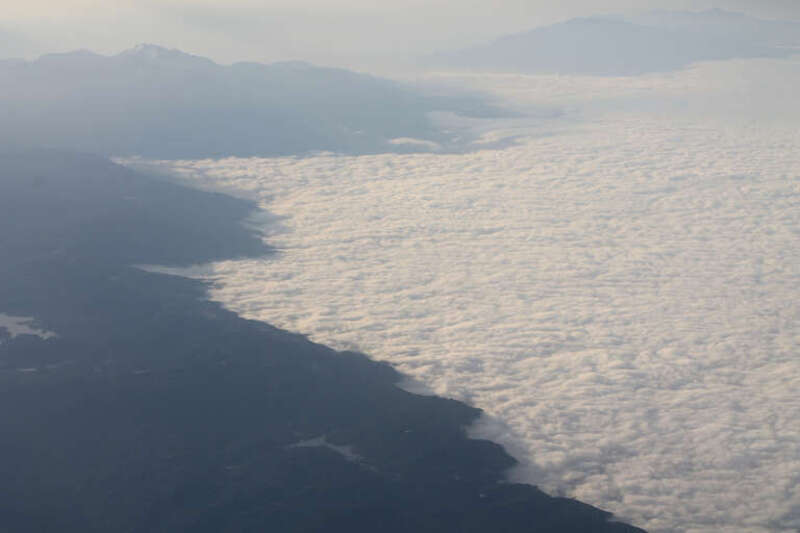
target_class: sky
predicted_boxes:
[2,0,800,69]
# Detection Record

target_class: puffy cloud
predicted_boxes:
[134,59,800,532]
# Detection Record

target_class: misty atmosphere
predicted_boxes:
[1,2,799,532]
[433,9,800,75]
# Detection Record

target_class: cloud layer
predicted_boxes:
[141,60,800,532]
[0,314,57,340]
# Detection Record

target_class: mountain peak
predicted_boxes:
[117,44,217,67]
[120,43,178,58]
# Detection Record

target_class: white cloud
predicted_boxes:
[387,137,443,151]
[289,436,364,464]
[0,313,57,340]
[134,59,800,532]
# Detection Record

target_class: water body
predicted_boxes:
[145,59,800,532]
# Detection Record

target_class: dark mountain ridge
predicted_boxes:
[0,45,506,159]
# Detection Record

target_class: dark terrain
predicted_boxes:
[0,46,507,159]
[0,151,645,532]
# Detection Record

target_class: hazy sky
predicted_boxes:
[2,0,800,69]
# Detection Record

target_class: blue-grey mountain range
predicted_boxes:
[0,45,506,159]
[432,9,800,75]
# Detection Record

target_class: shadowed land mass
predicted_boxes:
[0,151,644,532]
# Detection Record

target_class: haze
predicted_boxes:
[3,0,800,69]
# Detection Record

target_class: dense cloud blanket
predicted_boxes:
[0,151,644,532]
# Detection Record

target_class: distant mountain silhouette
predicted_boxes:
[0,45,505,158]
[628,8,800,46]
[432,10,800,76]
